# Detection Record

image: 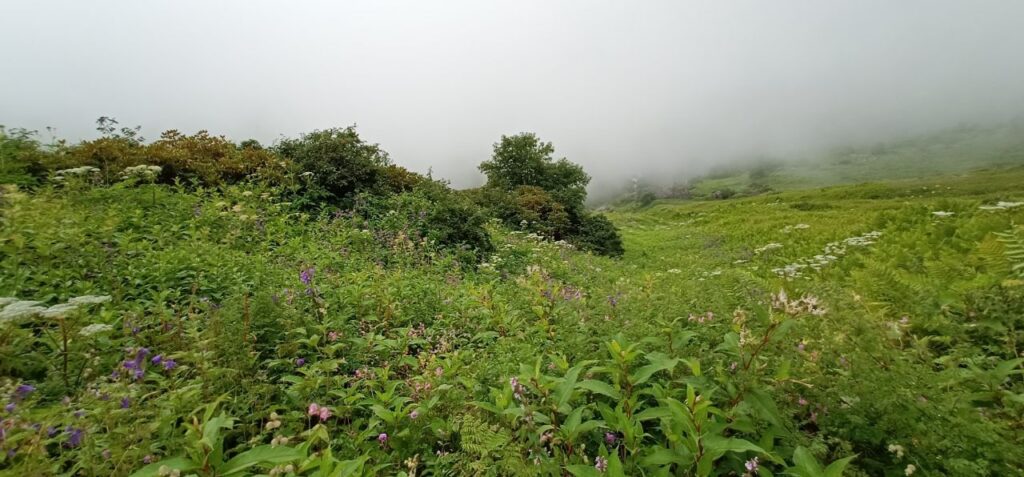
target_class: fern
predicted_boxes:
[996,226,1024,277]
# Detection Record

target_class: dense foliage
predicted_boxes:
[1,122,1023,476]
[476,133,624,257]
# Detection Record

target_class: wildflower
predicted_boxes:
[299,267,315,285]
[745,456,759,474]
[594,455,608,472]
[295,358,305,367]
[318,406,332,421]
[905,464,916,475]
[604,432,617,445]
[102,449,112,460]
[798,396,809,406]
[931,211,954,217]
[378,432,389,445]
[328,331,340,342]
[47,426,58,437]
[307,403,321,416]
[435,366,444,376]
[120,397,131,409]
[888,443,905,459]
[151,355,163,366]
[14,384,35,399]
[79,323,113,336]
[64,427,84,448]
[510,377,525,401]
[143,454,154,464]
[4,403,15,413]
[409,410,419,420]
[540,431,552,444]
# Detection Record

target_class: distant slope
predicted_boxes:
[682,121,1024,198]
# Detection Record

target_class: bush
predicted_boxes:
[146,130,284,186]
[0,127,49,186]
[573,213,624,256]
[275,126,390,207]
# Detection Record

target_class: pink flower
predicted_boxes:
[409,410,419,420]
[595,455,608,472]
[378,433,389,445]
[307,403,321,416]
[328,331,340,342]
[318,406,332,421]
[434,366,443,377]
[798,396,809,406]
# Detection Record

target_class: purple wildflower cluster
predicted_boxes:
[510,377,526,401]
[118,347,176,381]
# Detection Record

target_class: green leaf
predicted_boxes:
[631,353,679,386]
[220,445,304,475]
[786,446,824,477]
[823,455,857,477]
[577,379,621,400]
[129,457,199,477]
[566,464,601,477]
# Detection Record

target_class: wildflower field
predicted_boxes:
[2,125,1024,476]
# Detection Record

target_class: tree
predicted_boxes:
[478,133,589,212]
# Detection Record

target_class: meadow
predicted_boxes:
[1,123,1023,476]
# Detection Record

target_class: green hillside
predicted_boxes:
[2,139,1024,475]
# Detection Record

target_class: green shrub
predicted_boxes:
[572,213,624,256]
[275,126,390,207]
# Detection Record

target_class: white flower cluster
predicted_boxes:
[0,295,111,321]
[931,211,955,218]
[781,223,810,233]
[53,166,100,181]
[122,164,162,180]
[754,242,783,254]
[772,231,882,278]
[978,201,1023,211]
[79,323,114,336]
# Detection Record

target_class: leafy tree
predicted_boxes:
[479,133,589,211]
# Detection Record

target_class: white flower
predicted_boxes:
[68,295,111,306]
[0,300,46,320]
[40,303,80,318]
[667,268,682,274]
[905,464,916,475]
[754,243,783,254]
[931,211,954,217]
[79,324,114,336]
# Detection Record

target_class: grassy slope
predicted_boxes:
[3,166,1024,474]
[688,122,1024,196]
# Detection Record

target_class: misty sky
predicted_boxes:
[3,1,1024,188]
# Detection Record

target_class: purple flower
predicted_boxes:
[163,359,177,370]
[299,267,315,285]
[377,433,388,445]
[46,426,58,437]
[4,403,15,413]
[64,427,84,448]
[295,358,306,367]
[143,454,153,464]
[595,455,608,472]
[120,397,131,409]
[133,368,144,380]
[745,456,759,473]
[151,355,163,366]
[136,348,150,360]
[14,384,35,399]
[604,432,617,445]
[409,410,419,420]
